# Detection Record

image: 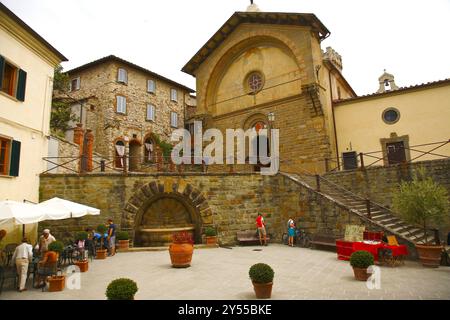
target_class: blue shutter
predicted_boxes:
[16,69,27,101]
[0,56,4,85]
[9,140,21,177]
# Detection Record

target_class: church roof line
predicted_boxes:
[182,11,330,76]
[334,78,450,105]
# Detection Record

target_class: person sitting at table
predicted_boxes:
[36,248,59,288]
[37,229,56,256]
[12,237,33,292]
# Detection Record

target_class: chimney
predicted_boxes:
[73,123,84,145]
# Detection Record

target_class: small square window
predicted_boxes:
[118,68,128,84]
[116,96,126,114]
[170,88,178,102]
[147,79,156,93]
[170,112,178,128]
[146,104,155,121]
[70,77,80,92]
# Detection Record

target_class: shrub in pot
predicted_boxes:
[393,168,449,267]
[169,231,194,268]
[249,263,274,299]
[204,226,217,246]
[96,224,108,259]
[117,231,130,251]
[106,278,138,300]
[350,250,374,281]
[48,240,64,259]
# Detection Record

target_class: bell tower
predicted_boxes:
[377,70,399,93]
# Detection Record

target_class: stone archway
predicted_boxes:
[121,179,213,247]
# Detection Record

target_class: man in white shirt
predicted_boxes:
[12,237,33,292]
[38,229,56,255]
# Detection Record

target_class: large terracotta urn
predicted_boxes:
[169,231,194,268]
[416,244,444,268]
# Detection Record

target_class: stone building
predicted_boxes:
[182,8,450,174]
[57,55,195,171]
[182,10,356,174]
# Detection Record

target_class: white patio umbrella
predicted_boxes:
[0,200,47,237]
[0,200,47,225]
[36,197,100,219]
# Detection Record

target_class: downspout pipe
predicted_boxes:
[328,70,340,170]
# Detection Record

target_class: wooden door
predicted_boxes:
[386,141,406,165]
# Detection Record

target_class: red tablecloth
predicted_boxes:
[336,240,408,261]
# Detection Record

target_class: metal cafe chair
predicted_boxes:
[36,261,58,292]
[0,265,18,295]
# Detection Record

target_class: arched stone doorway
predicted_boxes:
[121,179,213,247]
[129,140,141,171]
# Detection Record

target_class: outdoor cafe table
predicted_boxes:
[336,240,408,262]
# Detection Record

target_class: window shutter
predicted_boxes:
[9,140,21,177]
[76,77,80,90]
[0,55,4,84]
[69,80,72,92]
[16,69,27,101]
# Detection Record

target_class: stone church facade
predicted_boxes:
[182,11,356,174]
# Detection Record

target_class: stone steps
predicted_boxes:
[281,172,436,248]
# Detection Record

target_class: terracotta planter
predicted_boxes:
[252,281,273,299]
[206,236,217,246]
[169,243,194,268]
[352,267,370,281]
[416,244,443,268]
[96,249,108,260]
[48,275,65,292]
[118,240,130,251]
[75,260,89,272]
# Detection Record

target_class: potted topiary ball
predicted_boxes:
[48,240,64,257]
[249,263,274,299]
[96,224,108,259]
[117,231,130,251]
[204,226,217,246]
[350,250,374,281]
[106,278,138,300]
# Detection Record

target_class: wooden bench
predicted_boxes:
[237,231,271,246]
[310,234,338,251]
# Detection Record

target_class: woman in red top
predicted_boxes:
[256,213,267,246]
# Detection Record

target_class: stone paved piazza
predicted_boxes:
[1,245,449,300]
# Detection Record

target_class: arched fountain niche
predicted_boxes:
[122,180,213,247]
[135,194,200,247]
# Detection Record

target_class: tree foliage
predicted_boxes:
[393,167,449,243]
[50,65,77,137]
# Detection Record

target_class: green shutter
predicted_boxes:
[9,140,21,177]
[16,69,27,101]
[0,55,4,84]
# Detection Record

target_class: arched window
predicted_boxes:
[114,140,125,168]
[144,137,155,163]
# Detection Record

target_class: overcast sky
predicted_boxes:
[3,0,450,95]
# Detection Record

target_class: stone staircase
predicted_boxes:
[281,171,437,247]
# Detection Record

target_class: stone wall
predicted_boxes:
[39,172,404,250]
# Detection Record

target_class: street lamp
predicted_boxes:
[267,112,275,123]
